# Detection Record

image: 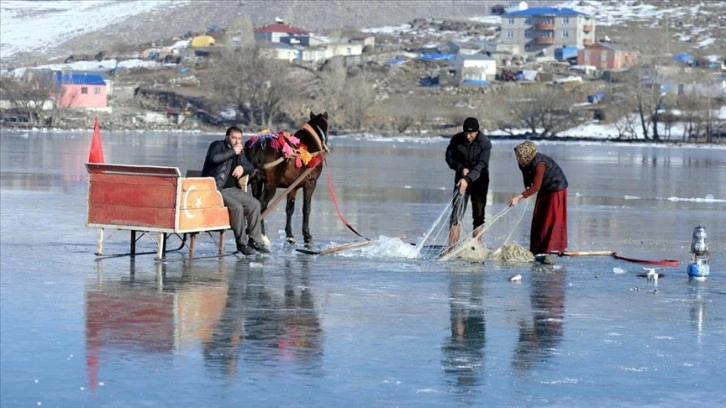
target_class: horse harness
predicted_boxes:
[259,123,330,170]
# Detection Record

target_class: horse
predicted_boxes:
[244,112,329,245]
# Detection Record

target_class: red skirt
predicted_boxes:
[529,189,567,254]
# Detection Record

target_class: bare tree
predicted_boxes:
[315,56,375,130]
[613,113,640,139]
[316,57,348,124]
[676,84,724,143]
[1,71,62,126]
[207,46,302,129]
[340,74,375,129]
[620,62,680,141]
[507,85,584,138]
[604,86,640,139]
[227,14,254,48]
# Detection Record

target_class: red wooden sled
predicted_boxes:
[86,163,231,259]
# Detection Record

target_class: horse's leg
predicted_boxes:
[285,189,297,244]
[259,181,277,243]
[251,179,267,237]
[302,179,317,245]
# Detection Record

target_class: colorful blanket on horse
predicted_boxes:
[245,130,323,169]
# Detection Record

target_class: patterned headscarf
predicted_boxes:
[514,141,537,166]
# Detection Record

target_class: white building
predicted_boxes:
[445,54,497,85]
[500,7,595,56]
[301,42,363,63]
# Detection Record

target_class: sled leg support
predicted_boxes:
[93,228,226,260]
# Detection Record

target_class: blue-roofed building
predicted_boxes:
[500,7,595,56]
[54,71,108,109]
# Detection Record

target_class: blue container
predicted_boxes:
[687,262,710,279]
[555,47,579,61]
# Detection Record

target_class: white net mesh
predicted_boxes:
[413,191,534,263]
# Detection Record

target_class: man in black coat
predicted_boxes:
[445,117,492,245]
[202,126,269,255]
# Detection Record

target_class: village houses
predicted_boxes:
[254,18,370,63]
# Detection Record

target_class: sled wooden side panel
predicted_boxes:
[85,164,231,258]
[177,177,230,232]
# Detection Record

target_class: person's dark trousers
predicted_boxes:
[448,178,489,230]
[469,178,489,231]
[220,187,262,247]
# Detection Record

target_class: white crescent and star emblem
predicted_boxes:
[182,185,201,219]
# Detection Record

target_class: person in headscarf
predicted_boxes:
[508,141,568,254]
[445,117,492,249]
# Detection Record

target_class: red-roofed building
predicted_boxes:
[254,21,310,45]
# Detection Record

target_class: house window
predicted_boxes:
[94,87,100,94]
[584,52,590,63]
[507,31,514,38]
[525,18,531,24]
[508,18,514,24]
[563,17,569,24]
[601,53,608,62]
[562,31,570,38]
[81,87,88,94]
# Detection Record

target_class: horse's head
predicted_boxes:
[309,111,329,145]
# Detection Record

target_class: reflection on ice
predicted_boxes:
[86,258,325,388]
[441,272,486,390]
[2,133,725,407]
[512,269,566,375]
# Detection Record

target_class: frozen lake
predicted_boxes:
[1,130,725,407]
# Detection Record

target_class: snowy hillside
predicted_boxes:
[0,0,186,60]
[1,0,724,67]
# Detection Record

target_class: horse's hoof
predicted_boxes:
[286,237,296,245]
[261,235,271,246]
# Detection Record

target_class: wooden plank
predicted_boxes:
[178,207,230,232]
[90,173,178,187]
[181,175,247,193]
[296,240,371,255]
[86,163,181,177]
[88,204,176,229]
[550,250,614,257]
[89,182,177,208]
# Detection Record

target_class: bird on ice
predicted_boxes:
[645,267,658,283]
[636,267,664,283]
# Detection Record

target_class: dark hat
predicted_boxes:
[463,117,479,132]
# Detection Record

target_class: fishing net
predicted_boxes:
[413,191,534,263]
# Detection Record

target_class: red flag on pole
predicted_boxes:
[88,116,105,163]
